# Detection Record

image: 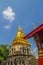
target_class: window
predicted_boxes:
[12,48,13,51]
[9,50,11,53]
[19,60,21,65]
[23,47,26,54]
[11,61,13,65]
[14,48,15,50]
[14,58,17,65]
[22,61,25,65]
[20,47,26,54]
[8,62,10,65]
[27,48,29,55]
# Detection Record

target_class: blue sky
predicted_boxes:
[0,0,43,57]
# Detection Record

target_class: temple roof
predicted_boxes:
[10,27,31,47]
[24,24,43,39]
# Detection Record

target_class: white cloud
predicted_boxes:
[4,25,11,30]
[32,47,38,58]
[32,47,37,53]
[2,6,15,22]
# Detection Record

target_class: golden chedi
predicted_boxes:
[9,26,31,56]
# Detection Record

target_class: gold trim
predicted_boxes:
[39,54,43,56]
[39,50,43,54]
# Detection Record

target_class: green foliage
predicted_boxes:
[0,44,9,62]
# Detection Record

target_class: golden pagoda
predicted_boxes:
[11,26,31,47]
[2,27,38,65]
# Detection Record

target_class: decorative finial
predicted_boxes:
[32,23,36,29]
[41,22,43,24]
[18,25,22,31]
[40,13,43,24]
[18,24,20,28]
[40,19,43,24]
[18,24,21,28]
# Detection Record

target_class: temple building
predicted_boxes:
[24,24,43,65]
[2,27,38,65]
[24,24,43,56]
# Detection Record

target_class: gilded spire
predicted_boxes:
[10,27,31,47]
[16,26,24,38]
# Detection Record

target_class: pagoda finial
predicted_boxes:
[18,24,22,30]
[40,19,43,24]
[16,26,24,38]
[18,25,22,31]
[32,23,36,29]
[40,14,43,24]
[41,22,43,24]
[18,23,21,27]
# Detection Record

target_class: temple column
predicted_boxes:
[33,34,43,65]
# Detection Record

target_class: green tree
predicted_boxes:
[0,44,9,65]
